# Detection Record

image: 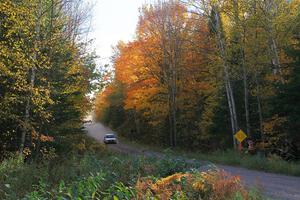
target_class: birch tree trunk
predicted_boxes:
[264,0,283,81]
[225,81,237,147]
[213,7,238,148]
[270,37,282,78]
[20,0,42,154]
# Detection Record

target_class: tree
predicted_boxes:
[0,0,98,158]
[94,0,300,157]
[96,1,215,149]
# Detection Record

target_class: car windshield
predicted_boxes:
[105,134,115,138]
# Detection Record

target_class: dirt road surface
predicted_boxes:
[85,122,300,200]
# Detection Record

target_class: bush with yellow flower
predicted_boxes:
[136,170,250,200]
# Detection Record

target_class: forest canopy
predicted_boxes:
[95,0,300,159]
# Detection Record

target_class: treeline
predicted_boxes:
[0,0,98,159]
[95,0,300,158]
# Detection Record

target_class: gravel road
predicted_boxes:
[84,122,300,200]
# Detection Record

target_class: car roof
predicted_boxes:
[105,133,115,136]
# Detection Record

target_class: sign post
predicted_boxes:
[234,130,247,151]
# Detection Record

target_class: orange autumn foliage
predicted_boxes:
[94,84,115,121]
[114,40,168,124]
[111,2,214,127]
[95,1,218,146]
[136,170,249,200]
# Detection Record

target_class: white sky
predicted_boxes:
[88,0,150,66]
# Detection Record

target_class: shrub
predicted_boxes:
[0,145,263,200]
[0,157,47,199]
[0,154,23,175]
[25,173,105,199]
[136,170,259,200]
[102,182,136,200]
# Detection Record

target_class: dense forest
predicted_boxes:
[0,0,98,160]
[1,0,300,199]
[95,0,300,159]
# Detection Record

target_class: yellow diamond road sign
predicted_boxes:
[234,130,247,143]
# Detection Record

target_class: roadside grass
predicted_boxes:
[118,135,165,152]
[180,150,300,177]
[0,133,265,200]
[119,137,300,177]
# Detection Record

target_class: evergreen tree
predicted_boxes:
[273,25,300,158]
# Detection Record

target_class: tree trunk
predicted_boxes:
[229,77,238,133]
[270,37,284,83]
[255,71,264,137]
[241,26,250,137]
[264,0,283,82]
[213,7,238,148]
[20,0,42,154]
[172,64,177,147]
[133,109,141,136]
[225,81,237,147]
[167,15,178,147]
[243,59,250,136]
[168,93,174,147]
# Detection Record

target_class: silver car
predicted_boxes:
[103,133,117,144]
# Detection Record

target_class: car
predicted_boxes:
[103,133,117,144]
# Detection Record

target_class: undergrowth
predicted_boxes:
[120,137,300,176]
[0,133,265,200]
